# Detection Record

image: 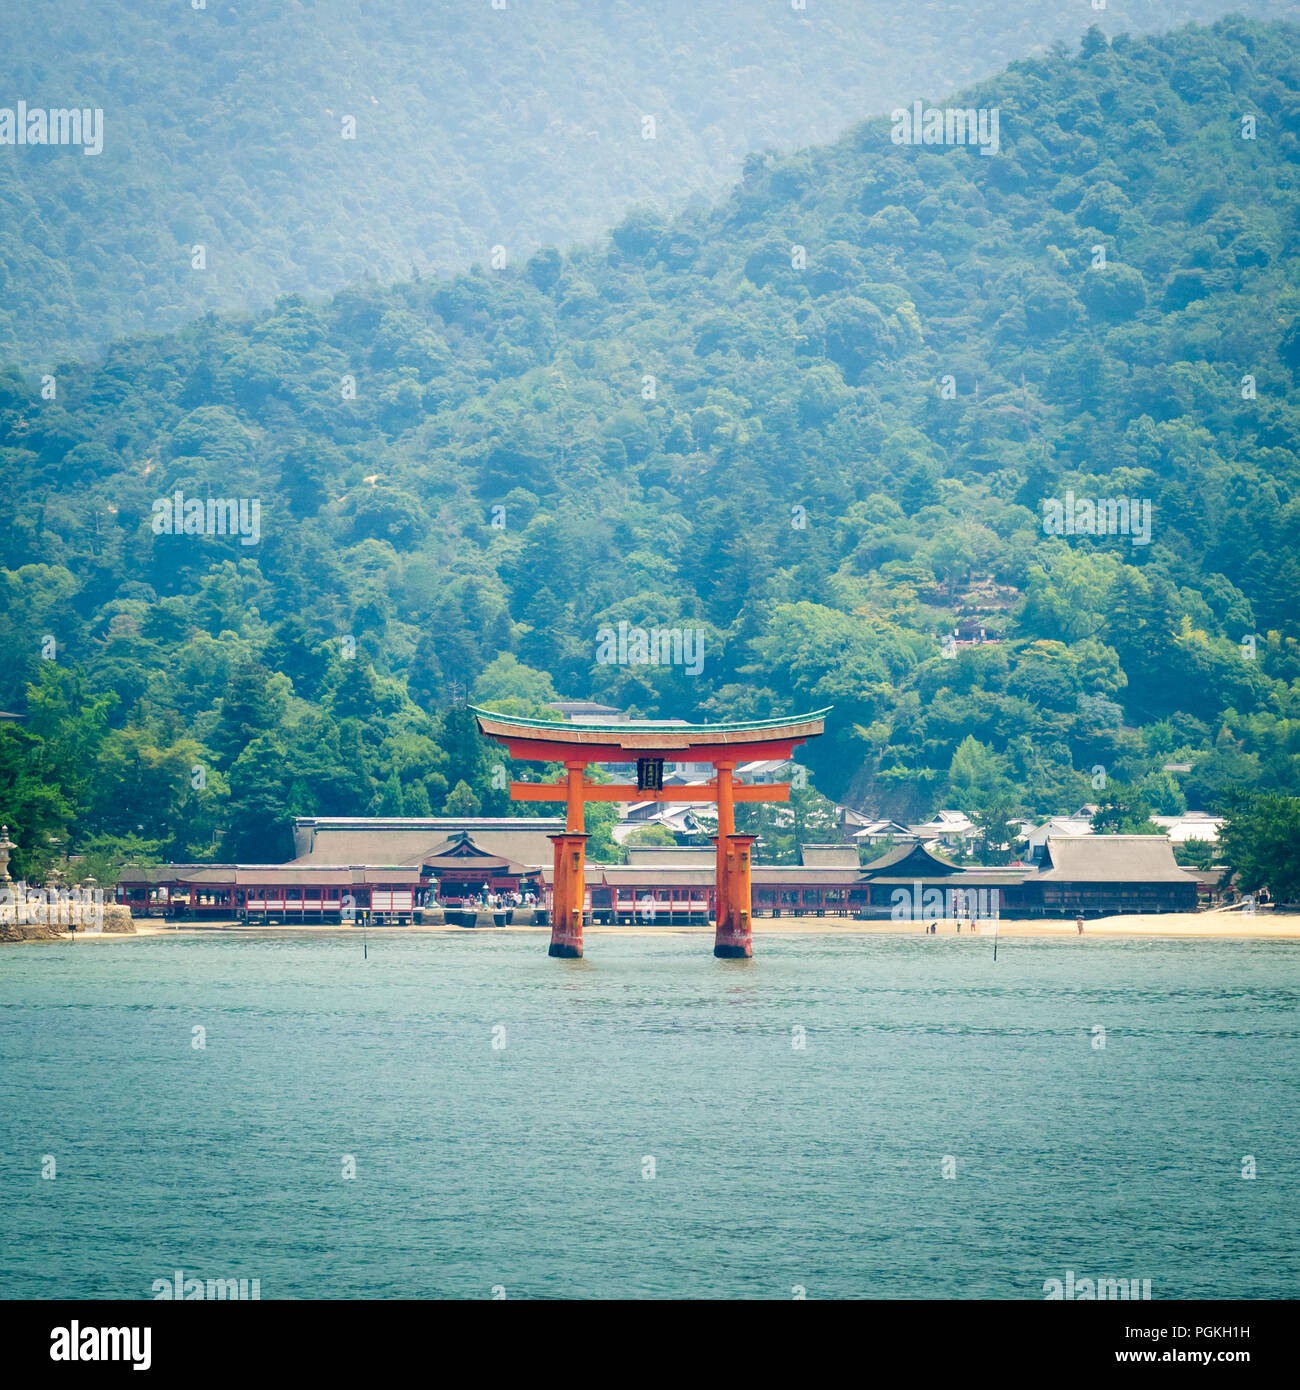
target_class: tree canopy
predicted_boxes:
[3,20,1300,878]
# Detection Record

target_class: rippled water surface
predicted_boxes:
[2,930,1297,1299]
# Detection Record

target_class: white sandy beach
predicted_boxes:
[34,909,1295,942]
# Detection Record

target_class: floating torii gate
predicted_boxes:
[472,707,829,959]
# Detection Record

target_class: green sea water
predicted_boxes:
[1,930,1297,1299]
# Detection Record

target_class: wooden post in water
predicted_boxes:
[545,761,587,958]
[712,762,735,952]
[714,832,757,959]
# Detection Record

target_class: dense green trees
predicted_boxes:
[1217,794,1300,902]
[14,0,1286,365]
[3,21,1300,881]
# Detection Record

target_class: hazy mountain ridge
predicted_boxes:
[1,0,1295,364]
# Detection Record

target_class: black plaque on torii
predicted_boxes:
[636,758,665,793]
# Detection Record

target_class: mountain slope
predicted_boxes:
[2,18,1300,869]
[1,0,1296,364]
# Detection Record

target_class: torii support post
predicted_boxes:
[713,762,735,951]
[548,832,587,958]
[713,833,757,959]
[548,761,587,958]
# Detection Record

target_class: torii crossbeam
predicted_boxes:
[472,707,830,959]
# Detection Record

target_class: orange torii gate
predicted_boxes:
[472,708,830,959]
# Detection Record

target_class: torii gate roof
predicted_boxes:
[472,707,831,764]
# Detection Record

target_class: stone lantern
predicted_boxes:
[0,825,15,887]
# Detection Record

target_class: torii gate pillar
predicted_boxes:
[548,761,587,958]
[713,762,735,947]
[547,832,587,958]
[713,832,757,959]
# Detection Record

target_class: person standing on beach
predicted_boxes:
[1076,915,1084,935]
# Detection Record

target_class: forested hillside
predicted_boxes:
[3,19,1300,876]
[2,0,1295,364]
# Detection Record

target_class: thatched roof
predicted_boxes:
[178,866,425,886]
[419,831,536,876]
[799,844,859,868]
[624,846,714,866]
[601,868,716,887]
[1036,835,1197,883]
[119,864,204,884]
[860,842,961,876]
[291,817,563,867]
